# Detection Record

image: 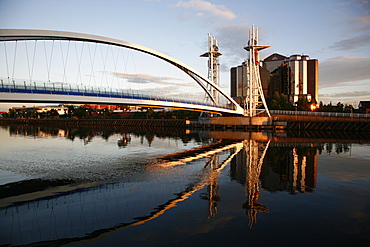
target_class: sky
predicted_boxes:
[0,0,369,110]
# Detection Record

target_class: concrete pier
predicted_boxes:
[196,116,285,131]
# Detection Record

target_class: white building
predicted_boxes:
[36,105,68,115]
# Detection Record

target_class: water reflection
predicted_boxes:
[0,124,369,246]
[260,146,317,194]
[3,124,200,146]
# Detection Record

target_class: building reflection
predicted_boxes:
[260,146,317,194]
[230,141,318,227]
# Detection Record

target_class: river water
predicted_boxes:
[0,124,369,246]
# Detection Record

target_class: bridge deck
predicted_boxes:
[0,83,242,115]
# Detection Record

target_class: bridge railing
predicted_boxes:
[0,79,235,110]
[270,110,369,119]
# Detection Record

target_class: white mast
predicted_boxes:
[244,25,271,117]
[200,33,222,106]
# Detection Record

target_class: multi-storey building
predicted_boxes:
[230,62,270,106]
[264,53,319,103]
[230,53,319,104]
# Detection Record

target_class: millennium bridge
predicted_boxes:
[0,29,244,115]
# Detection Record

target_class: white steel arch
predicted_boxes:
[0,29,244,115]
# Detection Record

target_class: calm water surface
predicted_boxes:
[0,125,369,246]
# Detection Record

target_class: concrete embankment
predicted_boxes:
[1,115,369,132]
[0,118,190,127]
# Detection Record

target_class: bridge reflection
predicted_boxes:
[1,125,366,246]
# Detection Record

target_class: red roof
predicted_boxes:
[263,53,288,62]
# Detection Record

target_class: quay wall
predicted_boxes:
[270,114,369,131]
[1,115,369,132]
[0,118,190,127]
[193,115,370,132]
[271,114,370,122]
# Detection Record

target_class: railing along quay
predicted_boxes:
[269,110,370,132]
[270,110,369,120]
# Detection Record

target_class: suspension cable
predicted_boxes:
[31,40,37,84]
[25,40,31,83]
[44,39,55,82]
[87,42,97,89]
[60,40,71,85]
[3,41,10,83]
[11,40,17,81]
[111,45,120,90]
[74,41,84,86]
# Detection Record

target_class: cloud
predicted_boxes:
[329,34,370,50]
[320,90,370,98]
[352,15,370,31]
[175,0,236,21]
[319,55,370,87]
[319,90,370,104]
[111,72,193,86]
[213,24,250,69]
[133,85,181,93]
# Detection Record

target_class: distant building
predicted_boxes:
[36,105,68,115]
[359,101,370,114]
[263,53,287,72]
[263,53,319,103]
[230,53,319,104]
[230,62,270,106]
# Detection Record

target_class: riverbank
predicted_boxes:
[0,118,190,127]
[1,116,369,132]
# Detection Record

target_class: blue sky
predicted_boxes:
[0,0,369,110]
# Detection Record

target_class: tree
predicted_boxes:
[103,108,111,119]
[344,104,353,113]
[146,108,154,119]
[296,96,310,111]
[67,105,75,118]
[8,108,16,118]
[270,92,282,110]
[29,108,38,119]
[269,92,293,110]
[48,109,59,118]
[74,107,87,118]
[336,102,344,112]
